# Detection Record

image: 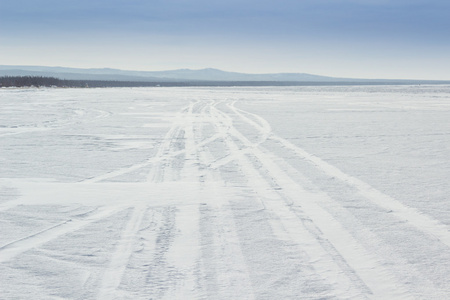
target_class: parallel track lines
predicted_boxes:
[5,96,447,299]
[164,101,202,298]
[210,106,362,297]
[97,206,147,300]
[97,102,200,298]
[213,103,413,299]
[231,101,450,249]
[199,104,255,299]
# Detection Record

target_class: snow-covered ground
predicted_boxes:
[1,85,450,299]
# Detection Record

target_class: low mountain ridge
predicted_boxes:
[1,65,448,85]
[0,65,348,82]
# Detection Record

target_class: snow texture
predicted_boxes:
[1,85,450,299]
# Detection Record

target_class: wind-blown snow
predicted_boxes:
[1,85,450,299]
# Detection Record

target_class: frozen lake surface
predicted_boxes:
[1,85,450,299]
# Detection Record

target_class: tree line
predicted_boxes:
[0,76,65,87]
[0,76,346,88]
[0,76,237,87]
[3,75,429,88]
[0,76,167,88]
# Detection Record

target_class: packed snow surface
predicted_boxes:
[1,85,450,299]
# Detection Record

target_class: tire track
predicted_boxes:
[162,100,202,298]
[92,103,197,298]
[209,105,361,297]
[0,206,125,263]
[82,101,225,183]
[275,136,450,247]
[97,205,147,300]
[179,101,198,180]
[211,103,413,299]
[129,100,204,299]
[146,107,185,183]
[197,102,255,299]
[231,101,450,250]
[80,133,223,183]
[94,102,200,298]
[144,207,178,299]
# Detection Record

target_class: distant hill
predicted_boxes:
[1,65,449,85]
[0,67,169,82]
[0,65,358,82]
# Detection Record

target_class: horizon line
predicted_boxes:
[1,64,449,82]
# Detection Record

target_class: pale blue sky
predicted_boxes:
[1,0,450,79]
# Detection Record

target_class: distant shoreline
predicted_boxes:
[1,76,450,88]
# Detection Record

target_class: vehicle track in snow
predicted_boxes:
[210,102,413,299]
[97,205,148,300]
[97,101,207,299]
[95,102,199,299]
[224,100,450,298]
[196,103,255,299]
[0,206,125,263]
[229,101,450,249]
[2,87,450,299]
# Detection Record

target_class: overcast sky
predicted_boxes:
[1,0,450,79]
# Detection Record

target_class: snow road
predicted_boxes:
[1,86,450,299]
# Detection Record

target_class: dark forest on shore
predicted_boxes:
[0,76,169,88]
[2,76,449,88]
